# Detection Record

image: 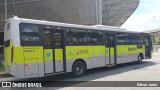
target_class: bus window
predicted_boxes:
[43,30,52,48]
[144,37,149,46]
[54,31,63,47]
[136,35,143,48]
[21,25,39,41]
[20,23,42,46]
[67,28,87,45]
[128,34,134,44]
[88,31,103,45]
[104,34,109,47]
[117,33,128,45]
[110,35,115,47]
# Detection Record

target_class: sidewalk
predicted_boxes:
[0,71,13,78]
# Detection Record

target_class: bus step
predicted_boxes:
[107,64,116,67]
[45,71,66,76]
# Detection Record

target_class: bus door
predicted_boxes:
[108,34,116,65]
[144,36,152,58]
[52,30,65,72]
[43,29,54,74]
[43,29,65,74]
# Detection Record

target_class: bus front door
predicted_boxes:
[145,36,152,58]
[43,29,65,74]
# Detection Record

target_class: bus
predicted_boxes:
[4,16,152,78]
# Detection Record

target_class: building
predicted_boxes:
[145,29,160,44]
[0,0,139,47]
[0,0,139,31]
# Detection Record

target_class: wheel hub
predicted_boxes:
[139,57,142,60]
[76,66,80,71]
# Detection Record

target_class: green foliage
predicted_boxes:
[158,41,160,45]
[153,40,160,45]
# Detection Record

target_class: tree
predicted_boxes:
[158,40,160,45]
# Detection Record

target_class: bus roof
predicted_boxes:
[12,16,149,35]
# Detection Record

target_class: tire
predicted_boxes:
[137,54,143,64]
[72,61,86,77]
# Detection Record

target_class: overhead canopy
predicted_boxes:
[0,0,139,31]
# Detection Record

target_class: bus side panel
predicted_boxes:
[117,45,132,63]
[4,40,12,75]
[137,45,145,58]
[11,46,44,78]
[117,45,145,64]
[65,46,91,72]
[65,46,106,72]
[23,46,44,78]
[88,46,105,68]
[117,45,128,64]
[4,40,12,67]
[97,46,106,67]
[116,45,122,64]
[13,47,24,78]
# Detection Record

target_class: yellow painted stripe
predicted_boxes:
[55,49,63,61]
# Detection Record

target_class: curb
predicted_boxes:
[0,72,7,75]
[0,72,13,78]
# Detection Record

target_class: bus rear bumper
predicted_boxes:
[4,62,24,78]
[5,64,14,76]
[5,62,45,79]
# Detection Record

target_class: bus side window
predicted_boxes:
[88,31,103,45]
[20,24,39,42]
[144,36,149,46]
[54,31,63,47]
[67,28,87,45]
[117,33,127,45]
[43,30,52,48]
[19,23,42,46]
[67,30,73,45]
[110,35,115,47]
[104,34,109,47]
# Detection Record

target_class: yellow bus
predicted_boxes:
[4,16,152,78]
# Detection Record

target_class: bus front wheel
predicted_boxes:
[137,54,143,64]
[72,61,86,77]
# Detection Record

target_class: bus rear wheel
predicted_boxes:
[72,61,86,77]
[137,54,143,64]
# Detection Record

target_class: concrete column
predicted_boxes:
[4,0,8,21]
[96,0,103,25]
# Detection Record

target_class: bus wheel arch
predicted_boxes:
[71,59,87,77]
[139,53,144,59]
[137,53,143,64]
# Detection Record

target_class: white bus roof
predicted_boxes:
[11,16,148,34]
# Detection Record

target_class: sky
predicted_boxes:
[121,0,160,32]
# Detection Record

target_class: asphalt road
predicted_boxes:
[0,52,160,90]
